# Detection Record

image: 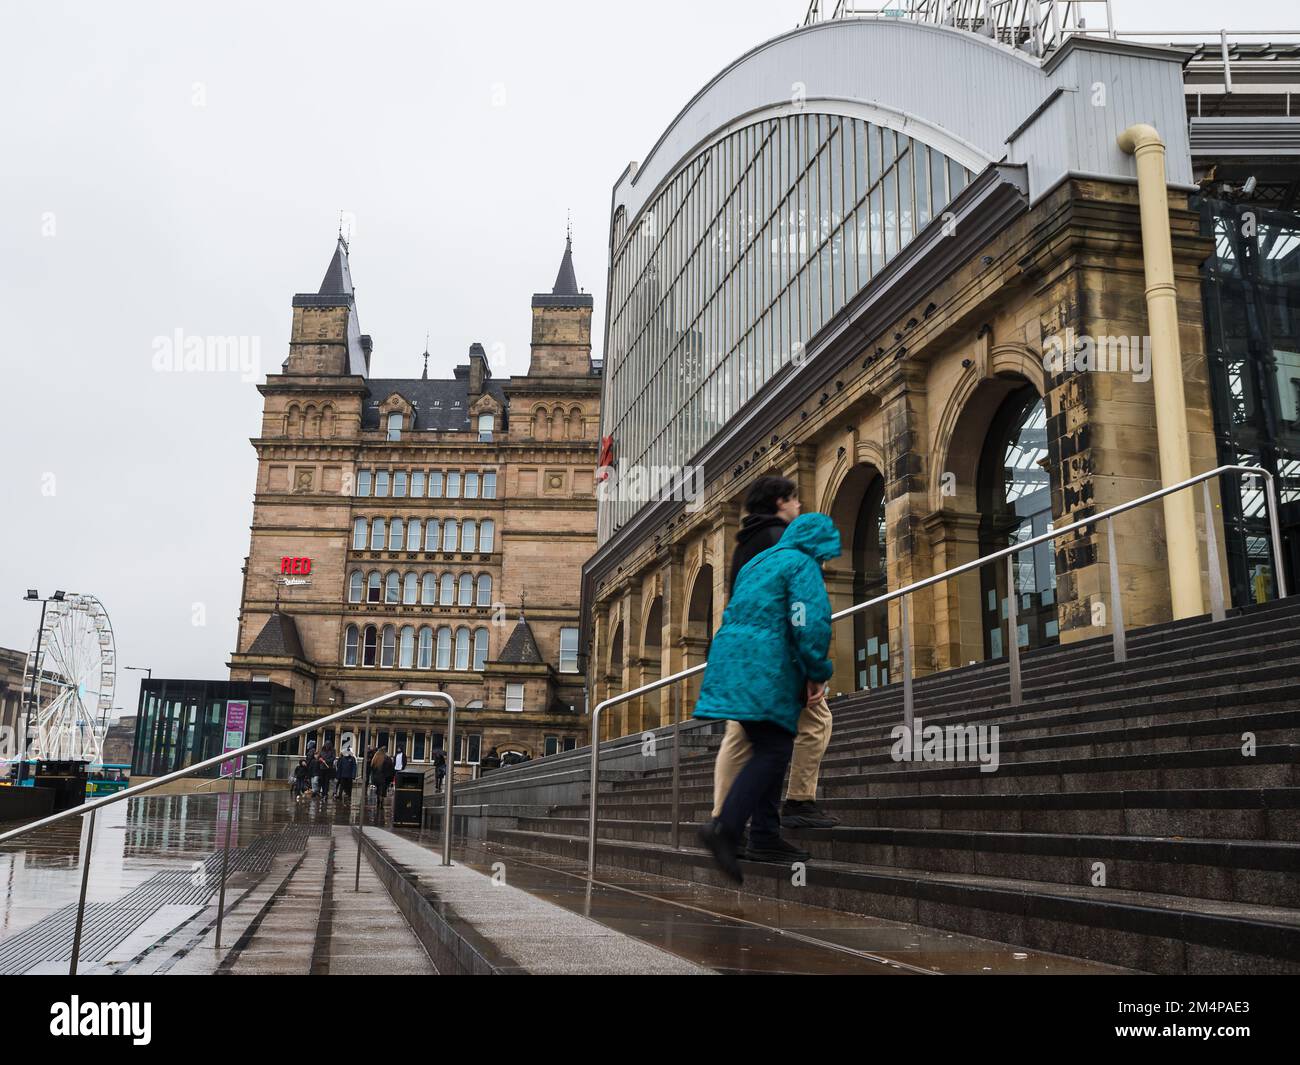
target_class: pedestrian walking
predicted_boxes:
[693,511,840,882]
[712,475,841,831]
[335,747,357,803]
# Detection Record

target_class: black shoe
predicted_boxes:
[745,836,812,863]
[696,820,744,884]
[780,799,841,829]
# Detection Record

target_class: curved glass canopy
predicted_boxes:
[601,111,973,537]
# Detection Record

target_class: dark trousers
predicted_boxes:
[717,719,794,844]
[337,778,353,801]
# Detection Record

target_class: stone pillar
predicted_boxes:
[880,364,936,677]
[923,509,983,670]
[659,546,685,729]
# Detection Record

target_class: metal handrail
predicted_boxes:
[584,462,1288,875]
[195,761,264,790]
[0,688,458,974]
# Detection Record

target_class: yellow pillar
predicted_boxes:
[1117,123,1204,620]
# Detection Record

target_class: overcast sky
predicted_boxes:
[1,0,1292,723]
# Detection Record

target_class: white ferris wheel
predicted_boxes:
[21,593,116,767]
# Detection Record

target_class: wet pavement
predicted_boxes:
[1,791,1132,974]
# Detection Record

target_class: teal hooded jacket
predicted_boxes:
[693,512,842,734]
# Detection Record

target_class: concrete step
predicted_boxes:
[488,827,1300,974]
[514,815,1300,907]
[551,787,1300,841]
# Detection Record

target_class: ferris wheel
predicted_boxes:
[21,593,116,767]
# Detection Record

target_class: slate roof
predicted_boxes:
[246,612,307,660]
[496,615,544,666]
[361,376,509,431]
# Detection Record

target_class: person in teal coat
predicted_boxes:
[694,511,841,881]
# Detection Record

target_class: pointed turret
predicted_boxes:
[552,234,580,296]
[528,229,594,376]
[288,237,369,377]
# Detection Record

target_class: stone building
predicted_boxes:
[226,235,601,773]
[582,15,1300,740]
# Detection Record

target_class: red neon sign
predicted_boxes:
[280,557,313,575]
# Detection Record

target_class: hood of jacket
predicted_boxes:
[772,512,842,563]
[736,512,787,547]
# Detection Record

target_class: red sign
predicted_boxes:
[280,556,313,575]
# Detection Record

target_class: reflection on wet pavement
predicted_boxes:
[3,792,1132,974]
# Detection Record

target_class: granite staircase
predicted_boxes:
[459,597,1300,974]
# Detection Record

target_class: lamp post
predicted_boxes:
[19,590,65,784]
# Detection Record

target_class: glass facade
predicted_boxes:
[1198,196,1300,603]
[132,680,295,780]
[601,112,972,536]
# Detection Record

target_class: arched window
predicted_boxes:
[418,626,433,668]
[478,520,495,553]
[477,413,494,441]
[476,574,492,606]
[435,627,452,670]
[403,572,418,604]
[363,625,378,667]
[353,518,367,550]
[421,573,437,605]
[389,518,404,551]
[424,520,439,551]
[387,412,403,441]
[367,571,382,603]
[472,627,488,670]
[381,625,396,667]
[458,573,473,605]
[399,625,415,668]
[454,627,470,670]
[461,519,478,553]
[443,519,458,551]
[385,571,400,604]
[344,625,359,666]
[370,518,386,550]
[348,571,363,603]
[439,573,454,605]
[407,519,422,552]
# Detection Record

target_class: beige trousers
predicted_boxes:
[710,696,833,818]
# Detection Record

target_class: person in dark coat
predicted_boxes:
[727,475,802,594]
[713,475,842,833]
[335,748,357,802]
[479,747,501,773]
[694,512,841,882]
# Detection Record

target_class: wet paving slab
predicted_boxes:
[388,825,1135,974]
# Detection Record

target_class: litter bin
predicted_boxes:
[33,760,89,813]
[392,768,426,827]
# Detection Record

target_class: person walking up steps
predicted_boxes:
[712,476,841,833]
[694,511,841,882]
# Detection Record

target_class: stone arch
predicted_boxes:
[321,403,336,438]
[681,563,714,707]
[285,403,302,437]
[930,344,1046,514]
[531,405,549,440]
[928,350,1050,669]
[824,461,890,692]
[638,596,664,728]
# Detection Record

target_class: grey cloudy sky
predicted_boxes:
[1,0,1292,722]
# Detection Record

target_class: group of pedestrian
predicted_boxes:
[695,475,843,884]
[292,739,358,802]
